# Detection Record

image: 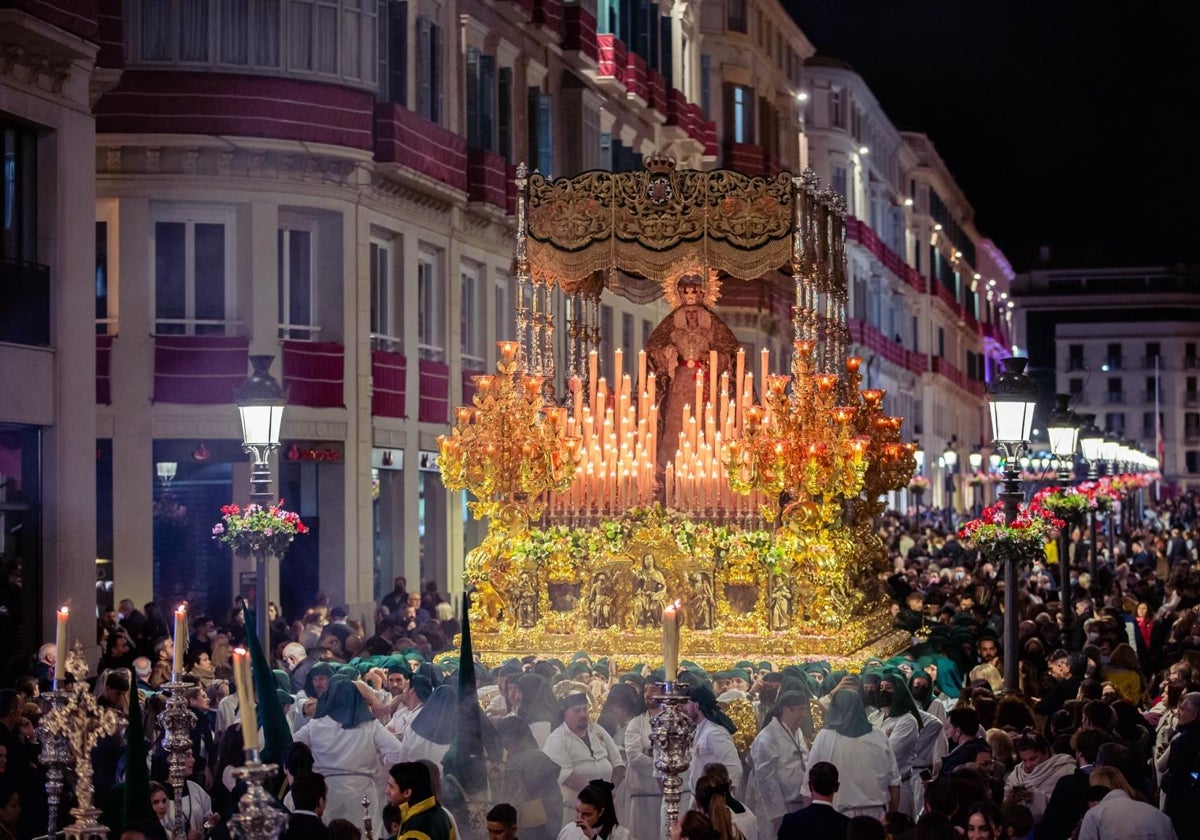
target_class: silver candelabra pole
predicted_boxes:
[649,681,695,840]
[362,796,374,840]
[159,676,197,840]
[39,687,71,839]
[230,751,288,840]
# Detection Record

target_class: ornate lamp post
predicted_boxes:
[1047,394,1080,633]
[912,445,926,527]
[942,440,959,527]
[968,447,983,516]
[1078,414,1104,578]
[1100,433,1120,558]
[986,357,1038,694]
[235,354,287,654]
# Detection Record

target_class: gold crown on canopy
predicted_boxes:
[662,255,721,310]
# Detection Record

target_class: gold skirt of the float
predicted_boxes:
[464,506,908,670]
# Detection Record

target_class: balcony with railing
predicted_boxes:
[1104,358,1123,371]
[0,259,50,347]
[281,340,345,408]
[371,348,407,419]
[1066,357,1087,372]
[1185,356,1199,370]
[1143,355,1163,370]
[1184,390,1200,407]
[1105,391,1126,405]
[844,217,925,294]
[930,355,985,398]
[152,335,249,404]
[374,103,468,195]
[846,317,907,368]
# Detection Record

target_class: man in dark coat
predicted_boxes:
[777,762,848,840]
[282,773,330,840]
[1164,691,1200,837]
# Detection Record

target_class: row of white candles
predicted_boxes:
[547,345,775,516]
[55,602,260,755]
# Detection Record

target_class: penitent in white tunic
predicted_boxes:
[804,727,900,818]
[294,716,405,830]
[543,722,625,829]
[748,717,810,835]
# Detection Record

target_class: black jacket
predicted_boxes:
[777,802,848,840]
[283,812,330,840]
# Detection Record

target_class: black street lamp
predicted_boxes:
[1046,394,1080,633]
[942,440,959,527]
[968,447,983,516]
[986,357,1039,694]
[1078,414,1104,578]
[236,354,287,653]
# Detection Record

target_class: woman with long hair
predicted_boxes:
[671,811,718,840]
[556,779,628,840]
[964,801,1005,840]
[1002,731,1074,822]
[693,771,747,840]
[1088,766,1145,801]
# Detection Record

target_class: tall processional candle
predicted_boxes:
[663,600,680,680]
[173,605,187,675]
[232,648,257,755]
[54,606,69,684]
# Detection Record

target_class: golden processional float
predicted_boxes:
[437,155,915,666]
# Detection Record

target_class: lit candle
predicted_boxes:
[694,371,704,432]
[647,372,656,408]
[233,648,257,756]
[761,347,770,385]
[729,348,739,408]
[173,605,187,677]
[637,350,647,412]
[588,350,598,403]
[663,600,680,680]
[709,350,718,411]
[571,376,583,421]
[614,347,624,382]
[665,462,675,508]
[54,606,69,684]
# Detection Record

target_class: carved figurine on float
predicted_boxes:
[689,571,716,630]
[630,554,668,628]
[513,570,540,628]
[769,572,792,631]
[644,259,741,469]
[588,571,614,629]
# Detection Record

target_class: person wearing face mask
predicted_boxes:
[859,673,883,727]
[908,673,946,723]
[878,674,942,819]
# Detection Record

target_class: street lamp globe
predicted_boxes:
[1046,394,1080,462]
[986,357,1038,453]
[968,449,983,471]
[942,442,959,470]
[1100,433,1120,466]
[914,446,926,474]
[1078,414,1104,465]
[236,355,286,453]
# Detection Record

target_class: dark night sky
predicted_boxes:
[784,1,1195,272]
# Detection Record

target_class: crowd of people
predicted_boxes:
[2,489,1200,840]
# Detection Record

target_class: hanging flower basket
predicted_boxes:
[212,501,308,556]
[1031,486,1090,522]
[959,500,1062,567]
